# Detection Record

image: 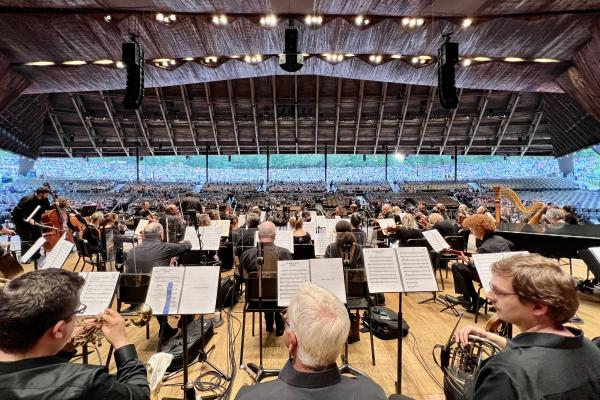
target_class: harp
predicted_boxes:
[493,186,545,225]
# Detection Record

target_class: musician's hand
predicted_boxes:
[99,308,130,350]
[0,227,15,236]
[455,324,488,347]
[170,256,177,266]
[27,219,36,226]
[458,253,469,263]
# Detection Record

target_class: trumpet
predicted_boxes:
[72,304,152,347]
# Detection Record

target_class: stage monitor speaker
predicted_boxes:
[122,41,144,109]
[438,41,459,109]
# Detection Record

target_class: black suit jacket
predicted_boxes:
[124,237,192,273]
[11,194,52,235]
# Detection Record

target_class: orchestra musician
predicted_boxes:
[324,220,364,269]
[448,214,514,313]
[82,212,106,261]
[288,215,311,244]
[235,283,386,400]
[0,269,149,400]
[10,186,52,257]
[158,204,186,243]
[455,254,600,399]
[136,201,152,218]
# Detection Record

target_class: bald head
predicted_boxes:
[258,221,276,243]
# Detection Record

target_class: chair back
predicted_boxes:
[406,238,433,251]
[118,273,151,305]
[444,236,465,252]
[245,271,278,302]
[293,243,315,260]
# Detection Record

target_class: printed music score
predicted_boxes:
[472,251,529,292]
[422,229,451,253]
[210,219,231,237]
[303,220,317,235]
[260,211,267,222]
[41,234,74,269]
[275,230,294,253]
[238,214,247,227]
[199,227,221,251]
[19,236,47,263]
[363,247,438,293]
[377,218,396,231]
[78,272,120,316]
[184,226,201,250]
[277,258,346,306]
[313,231,334,256]
[145,266,220,315]
[134,219,149,235]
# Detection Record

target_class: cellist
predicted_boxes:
[10,186,53,258]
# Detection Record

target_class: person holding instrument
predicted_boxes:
[455,254,600,400]
[10,186,52,257]
[0,268,149,400]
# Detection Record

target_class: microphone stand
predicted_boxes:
[245,242,279,382]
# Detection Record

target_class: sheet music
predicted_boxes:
[309,258,347,304]
[313,231,334,256]
[145,267,184,315]
[135,219,149,235]
[303,220,316,235]
[184,226,201,250]
[422,229,450,253]
[199,227,221,251]
[260,211,267,222]
[19,236,46,263]
[590,247,600,264]
[363,248,403,293]
[177,266,220,315]
[377,219,390,230]
[211,219,230,237]
[238,214,246,227]
[309,211,317,223]
[325,219,338,233]
[277,260,310,306]
[472,251,530,293]
[275,230,294,254]
[78,272,120,316]
[41,234,73,269]
[396,247,438,292]
[315,215,326,229]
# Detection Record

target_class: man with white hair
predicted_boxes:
[235,283,386,399]
[239,221,293,336]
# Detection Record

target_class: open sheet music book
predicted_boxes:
[377,218,396,231]
[422,229,451,253]
[274,230,294,253]
[41,234,74,270]
[184,226,222,251]
[471,251,530,292]
[210,219,231,237]
[363,247,439,293]
[78,272,120,316]
[277,258,346,306]
[145,266,220,315]
[589,247,600,264]
[313,231,335,256]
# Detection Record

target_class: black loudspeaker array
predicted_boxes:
[438,40,459,109]
[122,41,144,109]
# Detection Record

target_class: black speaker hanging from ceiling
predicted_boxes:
[438,35,459,109]
[122,38,144,109]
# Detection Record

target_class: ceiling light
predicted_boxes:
[462,18,473,28]
[169,14,176,22]
[184,57,194,61]
[391,54,402,59]
[394,152,405,161]
[156,13,164,22]
[534,58,559,63]
[345,53,355,57]
[116,61,125,69]
[411,57,419,64]
[161,61,169,67]
[355,15,369,26]
[204,56,218,63]
[416,18,424,26]
[104,15,112,22]
[24,61,55,66]
[418,55,432,60]
[504,57,525,62]
[408,18,416,28]
[230,55,240,59]
[401,17,410,26]
[244,54,262,64]
[169,59,176,65]
[260,13,278,27]
[473,56,491,62]
[62,60,87,65]
[93,59,113,65]
[301,53,310,57]
[305,15,323,26]
[153,58,171,63]
[462,58,472,66]
[212,14,228,25]
[369,54,382,64]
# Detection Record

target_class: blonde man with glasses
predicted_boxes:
[235,283,386,399]
[456,254,600,400]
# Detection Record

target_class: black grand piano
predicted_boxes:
[496,223,600,259]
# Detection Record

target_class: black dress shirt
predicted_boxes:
[235,359,386,400]
[324,242,364,269]
[469,327,600,400]
[0,344,149,400]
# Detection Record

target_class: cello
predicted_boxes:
[41,185,74,251]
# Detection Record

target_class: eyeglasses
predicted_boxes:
[73,304,87,316]
[488,283,517,297]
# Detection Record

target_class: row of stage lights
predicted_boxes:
[98,11,476,30]
[21,53,562,69]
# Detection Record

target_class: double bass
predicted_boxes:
[41,185,84,251]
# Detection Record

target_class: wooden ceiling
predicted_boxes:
[0,0,598,158]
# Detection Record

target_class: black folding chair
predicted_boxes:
[345,268,376,367]
[293,243,315,260]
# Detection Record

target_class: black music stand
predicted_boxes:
[244,242,280,382]
[162,314,197,400]
[388,293,414,400]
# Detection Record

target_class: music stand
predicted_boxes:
[244,242,280,382]
[388,293,414,400]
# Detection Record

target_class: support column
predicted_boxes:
[324,146,328,185]
[454,146,458,182]
[266,146,270,183]
[384,145,388,182]
[136,147,140,182]
[205,146,209,183]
